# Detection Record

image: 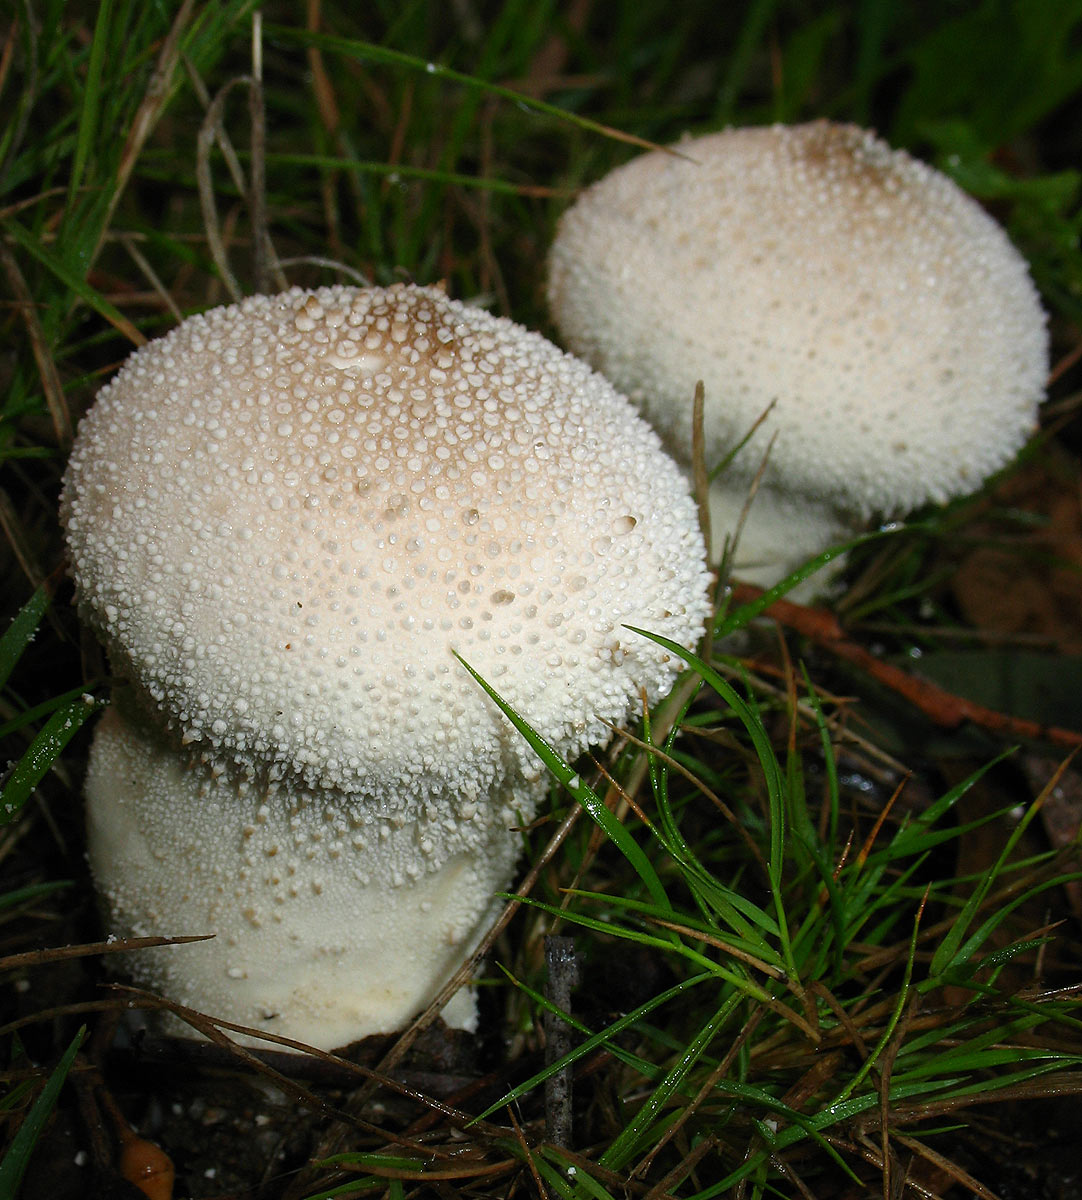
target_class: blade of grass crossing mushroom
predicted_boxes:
[706,400,776,485]
[712,527,897,639]
[454,653,673,913]
[0,1026,86,1196]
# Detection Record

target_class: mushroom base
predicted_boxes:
[85,707,531,1052]
[708,480,856,598]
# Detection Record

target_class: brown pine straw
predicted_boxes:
[730,581,1082,749]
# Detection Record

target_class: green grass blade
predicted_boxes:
[66,0,113,212]
[474,973,714,1121]
[600,993,740,1169]
[0,588,49,692]
[621,630,799,978]
[300,1180,382,1200]
[454,653,671,912]
[0,1026,85,1196]
[504,893,767,995]
[0,684,107,740]
[2,216,145,346]
[1,695,103,824]
[713,525,916,639]
[832,893,922,1105]
[533,1155,581,1200]
[0,881,71,912]
[538,1149,621,1200]
[267,25,668,154]
[929,792,1040,979]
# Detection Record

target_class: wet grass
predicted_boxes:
[2,2,1082,1197]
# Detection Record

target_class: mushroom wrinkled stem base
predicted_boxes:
[708,479,856,595]
[86,706,530,1051]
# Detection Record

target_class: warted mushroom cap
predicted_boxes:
[548,121,1048,521]
[62,285,710,805]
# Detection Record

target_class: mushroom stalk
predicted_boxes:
[87,706,525,1047]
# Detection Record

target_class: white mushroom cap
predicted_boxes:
[85,705,520,1049]
[62,284,710,800]
[548,121,1048,575]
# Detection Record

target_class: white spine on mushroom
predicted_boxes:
[548,121,1048,585]
[63,284,711,1048]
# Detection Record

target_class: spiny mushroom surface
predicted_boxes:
[63,283,711,1046]
[548,121,1048,583]
[63,284,710,798]
[86,704,517,1048]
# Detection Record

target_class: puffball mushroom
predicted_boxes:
[548,120,1049,586]
[62,283,711,1048]
[85,703,519,1046]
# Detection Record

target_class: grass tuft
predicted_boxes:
[1,3,1081,1197]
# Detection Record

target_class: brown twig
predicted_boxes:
[98,0,197,269]
[248,13,269,294]
[0,934,213,973]
[730,582,1082,748]
[197,76,250,301]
